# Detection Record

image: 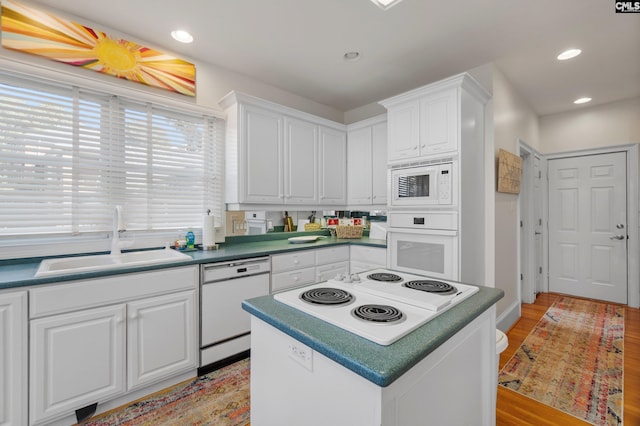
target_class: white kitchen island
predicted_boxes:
[243,286,502,426]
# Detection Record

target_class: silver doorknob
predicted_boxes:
[616,223,625,229]
[609,235,625,240]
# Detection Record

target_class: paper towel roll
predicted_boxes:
[203,214,216,248]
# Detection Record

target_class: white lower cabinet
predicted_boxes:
[350,245,387,274]
[127,290,197,391]
[0,291,27,426]
[316,261,348,282]
[28,266,198,425]
[30,305,127,424]
[271,246,350,292]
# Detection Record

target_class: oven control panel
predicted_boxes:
[438,163,452,204]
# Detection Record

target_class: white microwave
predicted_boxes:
[390,162,453,207]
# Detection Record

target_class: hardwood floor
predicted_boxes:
[496,293,640,426]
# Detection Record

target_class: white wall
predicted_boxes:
[540,97,640,152]
[491,67,540,327]
[0,2,344,124]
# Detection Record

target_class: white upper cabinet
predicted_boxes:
[242,104,284,203]
[419,89,457,155]
[380,73,489,164]
[221,91,347,209]
[347,126,372,205]
[386,100,420,162]
[347,117,387,206]
[318,126,347,204]
[284,117,318,204]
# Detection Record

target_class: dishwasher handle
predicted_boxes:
[202,257,271,282]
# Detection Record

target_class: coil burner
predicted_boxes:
[367,272,403,282]
[300,288,354,305]
[403,280,458,295]
[352,304,405,323]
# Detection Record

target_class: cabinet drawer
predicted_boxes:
[350,260,386,274]
[389,211,457,231]
[315,246,349,265]
[271,251,316,273]
[30,266,198,319]
[350,246,386,265]
[271,267,316,292]
[316,261,349,282]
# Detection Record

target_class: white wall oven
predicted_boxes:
[389,161,453,207]
[387,211,458,280]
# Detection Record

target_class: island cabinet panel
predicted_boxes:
[0,291,27,426]
[249,306,496,426]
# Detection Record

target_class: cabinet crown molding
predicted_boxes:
[378,72,490,109]
[219,90,346,131]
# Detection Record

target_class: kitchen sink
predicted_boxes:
[35,248,193,278]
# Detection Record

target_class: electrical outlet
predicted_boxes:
[288,340,313,371]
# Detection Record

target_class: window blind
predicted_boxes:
[0,72,224,243]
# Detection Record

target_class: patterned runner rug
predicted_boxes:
[498,296,624,425]
[81,358,250,426]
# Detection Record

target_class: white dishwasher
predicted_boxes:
[200,257,270,371]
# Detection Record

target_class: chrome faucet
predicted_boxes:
[111,205,127,255]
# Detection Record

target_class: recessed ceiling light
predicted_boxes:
[574,97,592,104]
[557,49,582,60]
[171,30,194,44]
[344,51,361,62]
[370,0,404,10]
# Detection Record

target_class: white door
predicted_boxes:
[30,305,126,424]
[533,155,543,294]
[127,291,197,391]
[548,152,627,303]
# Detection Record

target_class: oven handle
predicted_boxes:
[388,228,458,236]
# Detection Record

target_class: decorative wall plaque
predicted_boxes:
[497,148,523,194]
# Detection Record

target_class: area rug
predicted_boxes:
[498,297,624,425]
[80,358,250,426]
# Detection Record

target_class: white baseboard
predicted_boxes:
[496,299,521,332]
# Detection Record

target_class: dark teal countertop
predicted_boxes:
[242,285,503,387]
[0,235,386,290]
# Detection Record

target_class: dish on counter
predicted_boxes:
[287,236,326,244]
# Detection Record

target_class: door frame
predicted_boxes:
[517,140,545,304]
[545,144,639,308]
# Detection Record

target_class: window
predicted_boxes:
[0,72,223,254]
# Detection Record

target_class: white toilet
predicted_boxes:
[495,329,509,395]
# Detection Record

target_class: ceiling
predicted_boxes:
[32,0,640,117]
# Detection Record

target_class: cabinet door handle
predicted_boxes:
[130,312,138,320]
[413,146,418,150]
